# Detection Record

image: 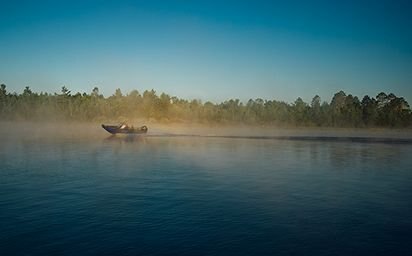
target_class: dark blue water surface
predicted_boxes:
[1,130,412,255]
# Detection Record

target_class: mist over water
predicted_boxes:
[1,123,412,255]
[2,121,412,140]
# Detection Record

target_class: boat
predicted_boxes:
[101,123,148,134]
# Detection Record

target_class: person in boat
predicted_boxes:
[119,123,129,129]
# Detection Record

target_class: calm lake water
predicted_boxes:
[1,126,412,255]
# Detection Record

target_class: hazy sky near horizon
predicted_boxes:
[1,0,411,103]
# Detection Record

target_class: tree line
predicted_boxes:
[0,84,411,127]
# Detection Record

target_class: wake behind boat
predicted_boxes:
[102,123,148,134]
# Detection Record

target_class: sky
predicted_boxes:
[1,0,411,103]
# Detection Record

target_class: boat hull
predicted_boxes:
[102,124,148,134]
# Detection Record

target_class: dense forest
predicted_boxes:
[0,84,411,127]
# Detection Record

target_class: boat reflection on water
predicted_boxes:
[103,134,147,143]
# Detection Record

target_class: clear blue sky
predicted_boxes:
[1,0,411,103]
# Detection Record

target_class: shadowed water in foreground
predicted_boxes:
[1,124,412,255]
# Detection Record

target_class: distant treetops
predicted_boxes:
[0,84,410,127]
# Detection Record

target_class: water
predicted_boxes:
[1,127,412,255]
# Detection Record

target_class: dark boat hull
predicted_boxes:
[102,124,148,134]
